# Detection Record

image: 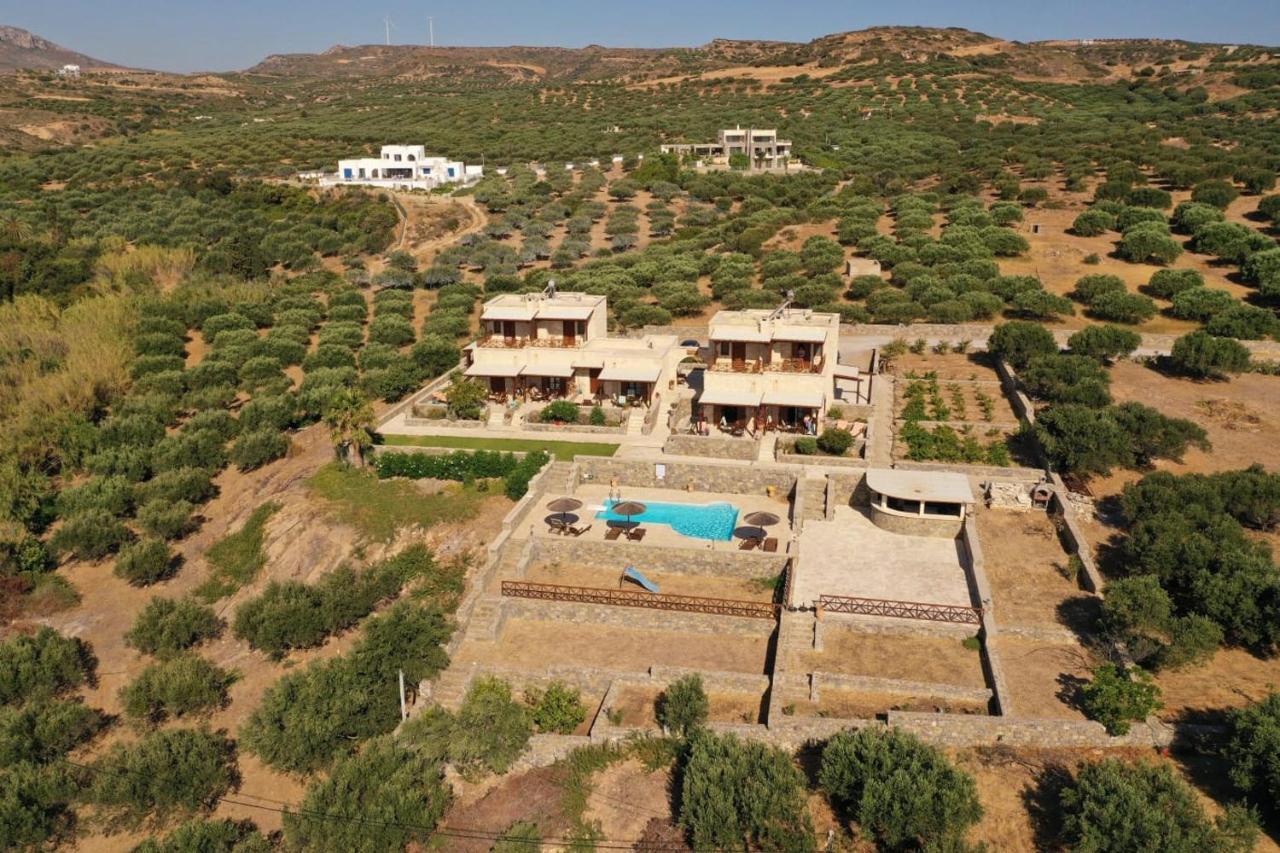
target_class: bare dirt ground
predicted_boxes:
[994,637,1097,720]
[609,686,765,727]
[1156,647,1280,724]
[457,619,772,675]
[977,507,1097,631]
[583,760,674,845]
[788,689,989,719]
[886,350,1002,382]
[24,422,511,842]
[798,627,988,689]
[440,765,576,852]
[999,206,1252,334]
[392,192,487,268]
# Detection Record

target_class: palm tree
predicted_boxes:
[0,216,32,243]
[322,387,375,467]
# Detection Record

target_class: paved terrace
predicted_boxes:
[792,505,971,610]
[523,483,794,553]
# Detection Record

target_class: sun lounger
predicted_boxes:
[547,519,568,535]
[762,538,779,553]
[604,527,623,541]
[626,527,647,542]
[567,523,592,537]
[739,537,761,551]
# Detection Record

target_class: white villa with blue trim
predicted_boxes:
[323,144,483,191]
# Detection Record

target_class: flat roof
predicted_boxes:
[464,363,522,378]
[520,363,575,378]
[866,469,975,505]
[481,291,606,323]
[771,326,828,344]
[598,364,662,383]
[699,389,762,407]
[762,389,824,408]
[482,305,538,321]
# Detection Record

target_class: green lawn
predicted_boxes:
[307,463,489,543]
[379,434,619,462]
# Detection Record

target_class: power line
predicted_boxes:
[60,757,690,851]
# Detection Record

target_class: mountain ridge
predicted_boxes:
[0,25,122,72]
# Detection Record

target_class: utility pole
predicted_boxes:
[398,670,407,722]
[428,17,434,47]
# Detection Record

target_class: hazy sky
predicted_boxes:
[5,0,1278,73]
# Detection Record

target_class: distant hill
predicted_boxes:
[244,25,1270,85]
[0,25,121,73]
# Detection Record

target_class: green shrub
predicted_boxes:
[657,674,709,737]
[134,467,216,506]
[229,428,290,471]
[56,476,135,518]
[137,499,198,540]
[1226,694,1280,813]
[820,727,982,849]
[133,819,271,853]
[114,539,176,586]
[0,628,93,705]
[1081,663,1161,735]
[1060,759,1256,852]
[51,508,132,560]
[119,654,236,723]
[1146,268,1203,299]
[1169,331,1251,379]
[526,681,587,734]
[447,677,532,780]
[0,762,76,849]
[589,405,607,427]
[988,320,1058,369]
[0,698,104,765]
[89,727,237,822]
[816,428,854,456]
[792,436,818,455]
[283,736,450,853]
[540,400,579,423]
[1067,325,1141,361]
[125,598,223,659]
[680,731,814,851]
[1088,291,1158,324]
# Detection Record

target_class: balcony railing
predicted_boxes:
[709,358,763,374]
[476,336,529,349]
[529,337,583,348]
[765,356,824,375]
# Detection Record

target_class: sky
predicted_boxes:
[4,0,1279,73]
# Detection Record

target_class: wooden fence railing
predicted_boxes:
[817,594,981,625]
[501,581,778,620]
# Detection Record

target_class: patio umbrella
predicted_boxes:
[739,510,781,541]
[611,501,647,528]
[546,497,583,526]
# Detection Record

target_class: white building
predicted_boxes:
[58,64,80,78]
[697,304,857,432]
[321,144,482,191]
[462,290,685,407]
[661,127,793,171]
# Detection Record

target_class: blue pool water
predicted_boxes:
[596,499,740,541]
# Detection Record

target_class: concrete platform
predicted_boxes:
[793,505,971,609]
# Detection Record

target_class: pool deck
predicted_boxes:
[524,483,794,553]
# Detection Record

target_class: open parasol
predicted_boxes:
[739,510,781,541]
[611,500,648,528]
[546,497,583,526]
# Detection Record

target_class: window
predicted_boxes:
[394,154,402,161]
[885,495,922,514]
[407,154,415,161]
[924,501,962,517]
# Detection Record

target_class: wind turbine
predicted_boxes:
[428,16,435,48]
[383,15,397,46]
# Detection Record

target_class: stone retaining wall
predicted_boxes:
[886,710,1176,748]
[775,447,867,467]
[662,433,759,460]
[403,414,488,429]
[891,460,1045,481]
[822,612,977,639]
[502,597,776,638]
[532,537,788,580]
[522,421,626,435]
[576,457,798,496]
[1048,473,1105,594]
[962,514,1014,717]
[994,358,1038,425]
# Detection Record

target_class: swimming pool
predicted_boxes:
[596,499,740,542]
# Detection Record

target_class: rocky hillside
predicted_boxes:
[245,25,1273,85]
[0,25,120,72]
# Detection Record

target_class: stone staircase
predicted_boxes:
[625,407,647,434]
[486,407,506,428]
[793,473,828,524]
[426,665,474,710]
